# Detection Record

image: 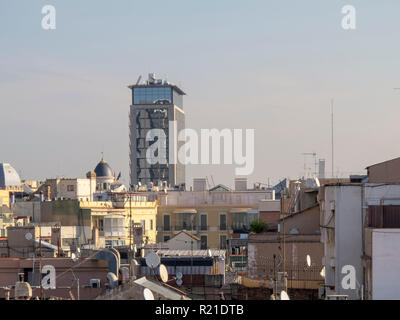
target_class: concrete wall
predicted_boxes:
[247,233,323,281]
[284,205,320,235]
[371,229,400,299]
[368,157,400,183]
[321,185,363,300]
[160,190,274,206]
[167,231,200,250]
[13,202,42,221]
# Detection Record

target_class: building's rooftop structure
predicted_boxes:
[0,163,21,188]
[94,158,113,178]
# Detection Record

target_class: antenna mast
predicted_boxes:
[331,99,334,178]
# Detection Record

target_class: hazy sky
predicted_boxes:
[1,0,400,188]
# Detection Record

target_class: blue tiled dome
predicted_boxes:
[94,158,113,178]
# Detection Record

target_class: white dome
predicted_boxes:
[0,163,21,188]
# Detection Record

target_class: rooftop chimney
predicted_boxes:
[193,178,207,191]
[235,178,247,191]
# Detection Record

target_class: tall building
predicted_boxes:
[128,73,186,188]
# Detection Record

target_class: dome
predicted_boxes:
[0,163,22,188]
[94,158,113,178]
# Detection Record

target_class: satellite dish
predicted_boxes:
[25,232,32,240]
[306,255,311,267]
[145,252,160,268]
[280,290,290,300]
[71,252,77,262]
[76,248,81,254]
[320,266,326,278]
[176,272,183,279]
[143,288,154,300]
[159,264,168,283]
[207,249,212,257]
[176,278,183,286]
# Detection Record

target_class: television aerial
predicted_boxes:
[145,252,160,269]
[143,288,154,300]
[159,264,168,283]
[306,254,311,267]
[280,290,290,300]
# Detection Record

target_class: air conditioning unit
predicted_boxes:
[90,279,101,288]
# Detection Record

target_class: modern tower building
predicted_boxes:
[128,73,186,189]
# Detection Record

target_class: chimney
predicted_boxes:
[193,178,207,191]
[235,178,247,191]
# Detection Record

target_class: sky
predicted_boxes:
[1,0,400,189]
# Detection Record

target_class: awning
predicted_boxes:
[173,208,197,214]
[230,208,253,214]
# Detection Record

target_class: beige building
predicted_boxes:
[38,178,97,201]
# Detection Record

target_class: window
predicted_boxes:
[163,215,170,231]
[164,236,170,242]
[220,235,227,249]
[67,185,74,192]
[99,219,104,231]
[104,218,125,236]
[133,87,172,105]
[200,235,208,250]
[150,219,153,230]
[141,220,146,233]
[200,214,207,231]
[220,214,227,230]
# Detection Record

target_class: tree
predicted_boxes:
[250,219,268,233]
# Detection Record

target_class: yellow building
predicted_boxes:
[80,197,158,247]
[156,205,259,249]
[0,190,10,208]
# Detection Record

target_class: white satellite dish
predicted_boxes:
[71,252,77,262]
[143,288,154,300]
[320,266,326,278]
[306,255,311,267]
[76,248,81,254]
[25,232,32,240]
[159,264,168,283]
[176,272,183,279]
[145,252,160,268]
[280,290,290,300]
[176,278,183,286]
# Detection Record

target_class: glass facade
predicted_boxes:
[133,87,172,105]
[129,82,185,187]
[135,108,169,183]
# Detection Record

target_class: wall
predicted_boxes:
[321,185,363,300]
[368,157,400,183]
[166,231,200,250]
[371,229,400,299]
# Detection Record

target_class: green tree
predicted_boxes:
[250,219,268,233]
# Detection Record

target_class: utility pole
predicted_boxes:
[331,99,334,178]
[39,225,43,300]
[129,192,133,286]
